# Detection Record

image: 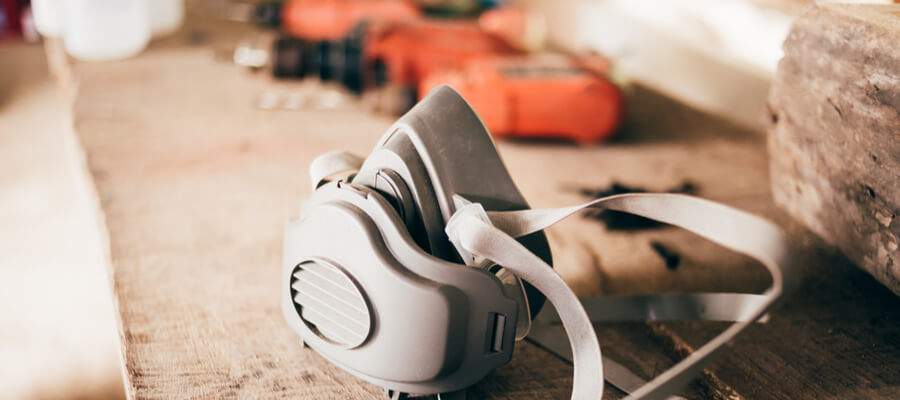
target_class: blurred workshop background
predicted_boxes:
[0,0,896,399]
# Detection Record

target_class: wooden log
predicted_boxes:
[768,4,900,295]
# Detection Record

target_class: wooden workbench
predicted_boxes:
[54,7,900,400]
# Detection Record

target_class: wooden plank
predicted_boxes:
[0,43,125,400]
[60,5,900,399]
[768,3,900,295]
[666,241,900,399]
[56,14,696,399]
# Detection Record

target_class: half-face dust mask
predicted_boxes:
[282,86,798,400]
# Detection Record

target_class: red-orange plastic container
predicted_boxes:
[420,55,625,143]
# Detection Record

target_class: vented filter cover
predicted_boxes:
[291,260,371,349]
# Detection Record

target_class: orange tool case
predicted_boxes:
[420,55,625,143]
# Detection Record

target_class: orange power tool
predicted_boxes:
[268,17,521,94]
[419,55,625,143]
[362,18,520,90]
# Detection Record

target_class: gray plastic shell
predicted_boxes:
[283,182,519,394]
[353,86,552,318]
[282,86,554,395]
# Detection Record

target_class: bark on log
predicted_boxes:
[768,4,900,294]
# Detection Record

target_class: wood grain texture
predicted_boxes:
[768,4,900,295]
[0,43,125,400]
[666,241,900,399]
[57,15,692,399]
[60,5,900,400]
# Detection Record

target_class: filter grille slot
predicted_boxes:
[291,260,371,348]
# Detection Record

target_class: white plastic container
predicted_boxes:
[148,0,184,38]
[31,0,65,37]
[62,0,150,61]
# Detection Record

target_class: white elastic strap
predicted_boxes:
[448,214,605,400]
[308,151,364,190]
[446,193,796,400]
[489,193,795,323]
[537,293,770,323]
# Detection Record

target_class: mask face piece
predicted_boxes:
[283,86,548,395]
[350,86,553,338]
[283,180,520,394]
[284,86,797,400]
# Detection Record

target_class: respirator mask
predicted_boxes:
[282,86,797,400]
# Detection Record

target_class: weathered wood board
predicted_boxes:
[768,4,900,295]
[57,5,900,399]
